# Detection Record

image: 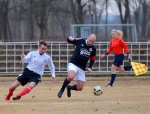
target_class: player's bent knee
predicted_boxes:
[118,68,125,73]
[67,77,74,81]
[111,70,116,74]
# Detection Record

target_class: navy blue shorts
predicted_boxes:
[17,68,41,86]
[113,54,124,67]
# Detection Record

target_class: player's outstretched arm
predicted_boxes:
[21,52,32,63]
[68,36,74,41]
[21,54,25,59]
[88,55,96,73]
[101,52,108,59]
[127,53,131,60]
[67,36,75,43]
[101,55,106,58]
[47,57,56,82]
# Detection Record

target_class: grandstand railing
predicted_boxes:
[0,42,149,74]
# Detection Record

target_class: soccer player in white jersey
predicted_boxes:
[5,41,56,100]
[58,34,96,98]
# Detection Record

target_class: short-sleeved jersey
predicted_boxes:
[22,50,55,76]
[68,38,96,71]
[107,37,129,55]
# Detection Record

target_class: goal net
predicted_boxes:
[70,24,137,42]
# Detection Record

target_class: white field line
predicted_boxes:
[1,101,150,105]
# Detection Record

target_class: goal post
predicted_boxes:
[70,24,137,42]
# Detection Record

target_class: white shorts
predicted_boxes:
[68,63,85,82]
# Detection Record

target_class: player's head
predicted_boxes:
[117,30,123,38]
[111,29,118,38]
[87,34,96,46]
[38,40,47,55]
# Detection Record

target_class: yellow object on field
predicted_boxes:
[130,62,148,76]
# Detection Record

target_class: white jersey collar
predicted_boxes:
[85,40,88,46]
[37,50,44,55]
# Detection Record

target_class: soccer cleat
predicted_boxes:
[66,85,71,97]
[57,88,65,98]
[105,84,113,87]
[12,96,21,100]
[5,93,13,100]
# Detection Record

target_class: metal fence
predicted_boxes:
[0,42,149,73]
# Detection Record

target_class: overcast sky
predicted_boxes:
[101,0,125,15]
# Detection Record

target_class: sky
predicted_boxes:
[100,0,125,16]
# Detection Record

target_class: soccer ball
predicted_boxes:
[93,86,103,96]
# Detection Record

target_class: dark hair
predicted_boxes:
[39,40,47,46]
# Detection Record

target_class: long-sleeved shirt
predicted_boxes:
[107,37,129,55]
[22,50,55,76]
[67,38,96,71]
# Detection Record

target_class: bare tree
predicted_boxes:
[115,0,131,40]
[88,0,105,24]
[28,0,34,40]
[32,0,55,40]
[131,0,150,40]
[140,0,150,38]
[0,0,149,41]
[69,0,105,37]
[52,0,71,39]
[13,0,54,40]
[105,0,109,39]
[69,0,89,37]
[87,0,105,36]
[130,0,141,36]
[147,1,150,39]
[0,0,10,41]
[115,0,131,23]
[70,0,88,24]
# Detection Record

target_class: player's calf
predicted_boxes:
[5,93,13,100]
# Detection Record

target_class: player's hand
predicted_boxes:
[21,54,25,59]
[101,55,105,59]
[69,36,74,41]
[52,76,56,82]
[127,54,131,60]
[87,68,92,73]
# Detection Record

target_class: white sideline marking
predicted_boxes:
[1,101,150,105]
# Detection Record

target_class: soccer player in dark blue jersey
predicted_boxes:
[58,34,96,98]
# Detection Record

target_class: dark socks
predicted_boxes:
[68,84,78,91]
[61,78,70,90]
[109,74,116,86]
[124,66,132,71]
[108,66,132,86]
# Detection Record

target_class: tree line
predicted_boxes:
[0,0,149,42]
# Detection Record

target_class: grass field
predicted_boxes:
[0,76,150,114]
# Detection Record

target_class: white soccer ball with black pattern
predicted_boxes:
[93,86,103,96]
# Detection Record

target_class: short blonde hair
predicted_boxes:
[117,30,123,38]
